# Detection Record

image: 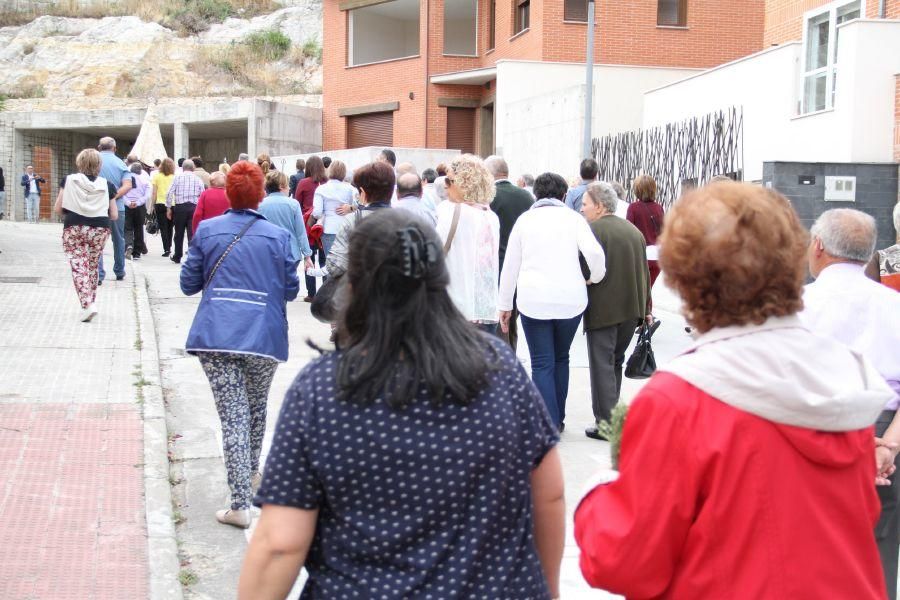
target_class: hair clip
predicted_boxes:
[396,227,437,280]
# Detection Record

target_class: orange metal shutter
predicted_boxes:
[346,112,394,149]
[446,108,476,155]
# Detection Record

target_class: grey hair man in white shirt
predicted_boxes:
[799,208,900,600]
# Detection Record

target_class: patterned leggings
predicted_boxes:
[62,225,110,309]
[198,352,278,510]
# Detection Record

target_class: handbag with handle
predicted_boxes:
[145,209,159,235]
[624,322,657,379]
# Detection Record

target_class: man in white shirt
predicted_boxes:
[393,173,436,227]
[611,181,630,218]
[799,208,900,600]
[516,174,535,199]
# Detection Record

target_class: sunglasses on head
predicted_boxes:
[444,177,454,187]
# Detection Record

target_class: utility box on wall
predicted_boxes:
[763,161,898,251]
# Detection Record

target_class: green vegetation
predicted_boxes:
[166,0,235,35]
[244,29,292,61]
[301,38,322,62]
[597,402,630,470]
[178,569,198,587]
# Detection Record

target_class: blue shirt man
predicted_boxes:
[97,137,132,281]
[563,158,600,213]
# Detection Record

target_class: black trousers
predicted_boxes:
[305,245,324,297]
[124,205,146,254]
[586,320,639,424]
[876,411,899,600]
[172,203,196,260]
[155,204,173,253]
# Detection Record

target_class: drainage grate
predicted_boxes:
[0,276,42,284]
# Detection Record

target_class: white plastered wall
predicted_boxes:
[494,60,700,181]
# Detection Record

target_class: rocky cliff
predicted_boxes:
[0,3,323,109]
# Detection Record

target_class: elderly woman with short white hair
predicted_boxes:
[436,154,501,333]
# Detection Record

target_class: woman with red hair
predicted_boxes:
[180,161,300,529]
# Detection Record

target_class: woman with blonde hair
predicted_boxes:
[54,148,118,321]
[151,157,176,256]
[219,162,231,176]
[436,154,501,333]
[256,153,271,175]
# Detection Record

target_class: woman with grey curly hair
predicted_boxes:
[436,154,501,333]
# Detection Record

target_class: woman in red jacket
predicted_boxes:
[191,171,230,237]
[625,175,664,288]
[294,156,328,300]
[575,182,894,599]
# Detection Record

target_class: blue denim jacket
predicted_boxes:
[181,209,301,362]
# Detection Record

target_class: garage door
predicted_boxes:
[446,107,476,155]
[347,111,394,149]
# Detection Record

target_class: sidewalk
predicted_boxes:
[0,221,178,599]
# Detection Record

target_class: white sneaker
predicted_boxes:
[80,304,98,322]
[215,508,251,529]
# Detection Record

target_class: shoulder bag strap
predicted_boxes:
[203,217,258,290]
[443,203,462,255]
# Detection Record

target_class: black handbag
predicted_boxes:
[145,209,159,235]
[625,322,658,379]
[310,273,344,324]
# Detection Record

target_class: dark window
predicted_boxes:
[488,0,496,49]
[564,0,588,22]
[657,0,687,26]
[347,112,394,149]
[514,0,529,34]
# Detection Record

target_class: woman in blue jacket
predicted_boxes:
[180,161,300,529]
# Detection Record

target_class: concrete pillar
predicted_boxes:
[246,104,257,159]
[173,122,189,161]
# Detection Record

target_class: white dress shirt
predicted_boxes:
[312,179,354,234]
[799,262,900,409]
[498,200,606,320]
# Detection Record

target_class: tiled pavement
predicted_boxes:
[0,222,149,599]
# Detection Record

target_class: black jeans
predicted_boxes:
[172,203,196,260]
[124,204,146,254]
[876,411,899,600]
[155,204,173,253]
[586,320,639,424]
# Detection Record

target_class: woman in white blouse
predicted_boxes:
[499,172,606,430]
[436,155,501,334]
[312,160,354,259]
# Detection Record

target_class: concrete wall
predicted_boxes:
[251,100,322,158]
[764,161,899,250]
[643,19,900,182]
[271,147,461,177]
[495,60,700,180]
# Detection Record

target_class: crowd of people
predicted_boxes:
[50,138,900,599]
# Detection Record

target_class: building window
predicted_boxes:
[564,0,588,22]
[657,0,687,27]
[348,0,420,67]
[444,0,478,56]
[514,0,529,34]
[800,0,861,114]
[488,0,496,50]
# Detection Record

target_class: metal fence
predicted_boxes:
[592,107,744,210]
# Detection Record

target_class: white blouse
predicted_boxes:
[436,200,501,323]
[499,201,606,320]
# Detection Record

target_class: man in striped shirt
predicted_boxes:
[166,159,205,264]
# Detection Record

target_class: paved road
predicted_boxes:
[141,222,691,599]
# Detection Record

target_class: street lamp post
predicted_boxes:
[582,0,596,159]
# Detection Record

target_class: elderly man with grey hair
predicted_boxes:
[486,155,533,349]
[580,181,650,440]
[97,136,132,281]
[165,158,205,263]
[610,181,630,218]
[800,208,900,600]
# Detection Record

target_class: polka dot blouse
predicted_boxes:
[255,336,560,599]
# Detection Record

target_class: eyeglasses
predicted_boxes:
[444,177,454,188]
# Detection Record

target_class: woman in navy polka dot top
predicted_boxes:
[240,209,564,599]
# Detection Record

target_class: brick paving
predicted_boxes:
[0,222,149,600]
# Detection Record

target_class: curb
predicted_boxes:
[134,268,184,600]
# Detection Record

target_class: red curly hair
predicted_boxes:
[226,161,265,210]
[659,182,808,334]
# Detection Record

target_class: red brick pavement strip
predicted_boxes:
[0,403,147,599]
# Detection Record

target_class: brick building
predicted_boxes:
[322,0,766,160]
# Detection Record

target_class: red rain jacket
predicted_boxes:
[575,372,886,599]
